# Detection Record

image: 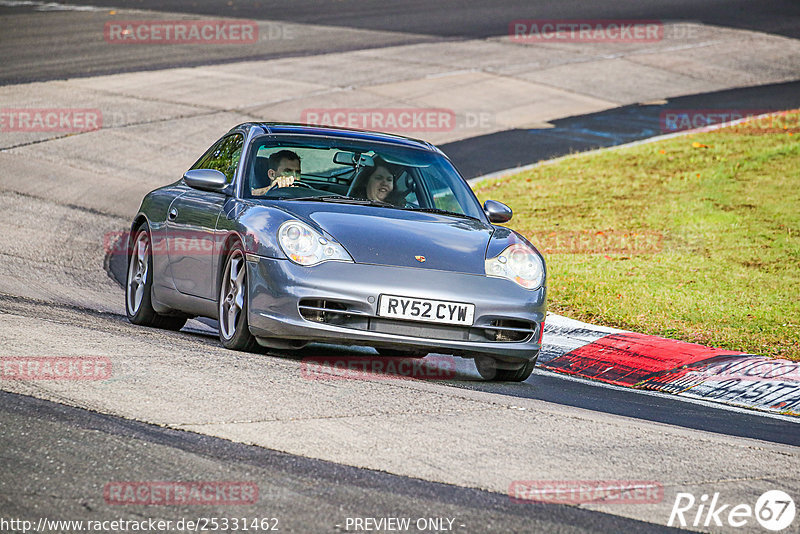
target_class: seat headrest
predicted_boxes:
[252,155,271,190]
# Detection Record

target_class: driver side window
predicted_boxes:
[192,134,244,184]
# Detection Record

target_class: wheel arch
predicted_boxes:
[128,214,150,254]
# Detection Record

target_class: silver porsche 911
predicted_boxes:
[126,123,546,381]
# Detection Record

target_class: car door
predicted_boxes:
[166,133,243,300]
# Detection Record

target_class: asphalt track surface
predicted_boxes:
[2,2,800,532]
[3,0,800,85]
[3,2,800,178]
[26,0,800,40]
[0,390,686,533]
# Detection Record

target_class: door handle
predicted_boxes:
[168,207,178,220]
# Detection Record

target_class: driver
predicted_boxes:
[252,150,301,195]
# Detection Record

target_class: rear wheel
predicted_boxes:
[126,224,186,331]
[475,353,538,382]
[218,243,258,352]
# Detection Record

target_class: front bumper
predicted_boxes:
[246,255,546,362]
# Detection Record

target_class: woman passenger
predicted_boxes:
[350,158,405,206]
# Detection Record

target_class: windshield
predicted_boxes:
[243,135,486,220]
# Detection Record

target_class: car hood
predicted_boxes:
[283,202,494,274]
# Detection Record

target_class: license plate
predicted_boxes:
[377,294,475,326]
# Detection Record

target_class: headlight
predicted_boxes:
[278,221,353,266]
[485,244,545,289]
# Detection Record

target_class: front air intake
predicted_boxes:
[298,299,348,324]
[483,319,535,342]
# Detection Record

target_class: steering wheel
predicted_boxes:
[271,180,313,190]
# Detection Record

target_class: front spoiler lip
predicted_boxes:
[245,255,546,362]
[249,311,542,360]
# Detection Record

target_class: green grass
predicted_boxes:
[474,112,800,359]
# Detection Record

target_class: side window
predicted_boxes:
[393,169,419,207]
[192,134,244,184]
[423,169,465,214]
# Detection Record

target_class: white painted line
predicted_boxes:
[0,0,108,11]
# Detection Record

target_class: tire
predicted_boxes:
[126,224,187,331]
[376,348,428,358]
[218,242,258,352]
[475,353,538,382]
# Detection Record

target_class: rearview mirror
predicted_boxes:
[484,200,512,223]
[183,169,229,193]
[333,151,358,166]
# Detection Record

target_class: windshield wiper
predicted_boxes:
[406,207,478,220]
[283,195,399,208]
[270,193,344,201]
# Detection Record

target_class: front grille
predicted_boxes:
[368,318,470,341]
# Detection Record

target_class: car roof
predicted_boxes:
[229,122,442,153]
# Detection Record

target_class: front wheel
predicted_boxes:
[126,224,186,331]
[218,243,258,351]
[475,353,537,382]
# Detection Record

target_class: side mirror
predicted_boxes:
[484,200,512,223]
[183,169,229,193]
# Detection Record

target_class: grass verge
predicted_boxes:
[474,111,800,359]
